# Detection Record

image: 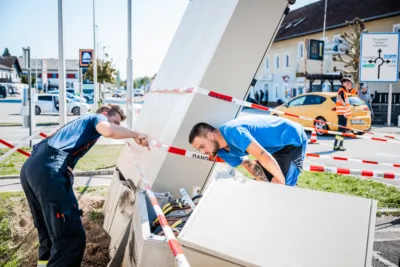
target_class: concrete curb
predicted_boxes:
[377,208,400,217]
[0,169,115,180]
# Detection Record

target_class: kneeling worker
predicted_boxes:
[189,115,307,186]
[20,104,149,267]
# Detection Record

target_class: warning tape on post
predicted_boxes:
[149,87,400,141]
[125,141,190,267]
[306,153,400,168]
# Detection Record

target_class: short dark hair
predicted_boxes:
[96,104,127,121]
[189,122,216,144]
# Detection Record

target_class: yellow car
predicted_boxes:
[271,92,371,135]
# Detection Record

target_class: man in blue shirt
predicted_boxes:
[189,115,307,186]
[20,104,149,267]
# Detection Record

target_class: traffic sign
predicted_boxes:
[360,33,399,82]
[79,49,94,68]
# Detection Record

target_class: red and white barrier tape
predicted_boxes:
[150,139,224,163]
[147,138,400,180]
[306,153,400,168]
[304,165,400,180]
[149,87,400,141]
[0,139,31,157]
[303,127,400,145]
[126,141,190,267]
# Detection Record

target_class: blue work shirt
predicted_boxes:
[47,114,108,167]
[218,115,307,167]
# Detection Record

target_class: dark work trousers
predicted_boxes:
[20,140,86,267]
[334,115,347,147]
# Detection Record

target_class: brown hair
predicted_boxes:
[96,104,127,121]
[188,122,216,144]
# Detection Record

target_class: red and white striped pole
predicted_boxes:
[126,141,190,267]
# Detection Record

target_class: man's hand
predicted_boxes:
[133,133,150,150]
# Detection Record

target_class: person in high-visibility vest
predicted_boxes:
[334,77,353,151]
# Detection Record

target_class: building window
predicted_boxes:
[298,42,304,59]
[265,56,270,71]
[274,54,280,69]
[393,24,400,33]
[274,84,279,99]
[284,53,290,67]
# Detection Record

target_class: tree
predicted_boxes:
[332,17,367,90]
[84,59,117,106]
[2,48,11,58]
[133,76,151,89]
[20,75,36,87]
[84,59,117,84]
[114,69,121,87]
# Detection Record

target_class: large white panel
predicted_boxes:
[179,178,376,267]
[128,0,291,197]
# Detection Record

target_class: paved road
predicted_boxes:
[0,175,113,192]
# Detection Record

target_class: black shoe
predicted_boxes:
[334,146,346,151]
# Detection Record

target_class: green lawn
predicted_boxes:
[0,144,123,176]
[237,166,400,209]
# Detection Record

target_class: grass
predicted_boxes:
[237,166,400,209]
[0,192,25,266]
[0,144,123,176]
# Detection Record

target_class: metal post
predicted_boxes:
[35,57,38,91]
[388,83,393,126]
[80,68,84,115]
[322,0,328,38]
[27,48,34,148]
[127,0,134,129]
[58,0,67,126]
[93,0,98,108]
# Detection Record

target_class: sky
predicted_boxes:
[0,0,319,80]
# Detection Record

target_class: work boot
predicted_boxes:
[334,146,346,151]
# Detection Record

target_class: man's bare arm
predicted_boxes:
[96,121,149,149]
[241,159,268,182]
[245,141,285,185]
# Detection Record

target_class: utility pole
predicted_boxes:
[93,0,98,108]
[127,0,134,128]
[322,0,328,38]
[58,0,67,126]
[22,47,35,148]
[35,57,38,91]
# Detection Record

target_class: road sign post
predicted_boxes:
[79,49,94,112]
[360,32,400,126]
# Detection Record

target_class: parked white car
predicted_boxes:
[35,94,90,115]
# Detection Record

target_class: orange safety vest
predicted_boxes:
[348,87,357,95]
[336,87,351,118]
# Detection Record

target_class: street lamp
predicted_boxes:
[93,0,98,108]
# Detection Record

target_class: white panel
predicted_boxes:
[127,0,290,197]
[179,178,376,267]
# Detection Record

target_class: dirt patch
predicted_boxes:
[2,187,111,267]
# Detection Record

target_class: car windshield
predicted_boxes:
[331,96,365,106]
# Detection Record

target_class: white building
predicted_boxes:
[19,58,85,89]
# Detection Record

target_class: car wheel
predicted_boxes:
[35,106,41,115]
[352,130,366,135]
[314,117,328,136]
[273,114,279,117]
[72,107,80,115]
